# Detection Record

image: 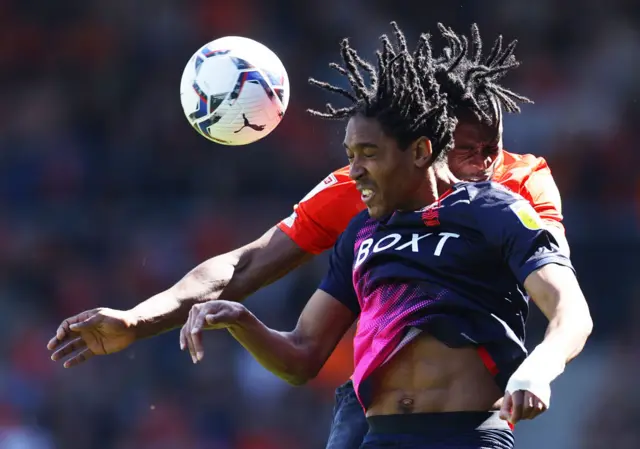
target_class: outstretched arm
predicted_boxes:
[182,289,356,385]
[47,226,312,367]
[131,226,311,339]
[47,167,361,368]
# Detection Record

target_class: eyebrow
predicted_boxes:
[343,142,379,150]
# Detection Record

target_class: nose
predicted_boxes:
[469,150,495,171]
[349,156,365,181]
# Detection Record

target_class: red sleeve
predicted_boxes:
[276,167,365,254]
[519,159,564,232]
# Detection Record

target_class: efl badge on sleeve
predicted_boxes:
[509,202,544,230]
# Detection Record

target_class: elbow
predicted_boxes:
[282,362,322,387]
[574,315,593,359]
[577,300,594,342]
[581,313,594,342]
[569,309,593,357]
[277,330,328,386]
[278,344,323,386]
[285,375,312,387]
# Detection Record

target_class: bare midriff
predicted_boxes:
[366,334,503,416]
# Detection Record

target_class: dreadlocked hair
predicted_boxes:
[307,22,457,161]
[432,23,533,125]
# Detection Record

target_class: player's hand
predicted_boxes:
[180,300,247,364]
[47,308,138,368]
[499,390,547,425]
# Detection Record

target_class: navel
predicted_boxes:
[398,397,415,414]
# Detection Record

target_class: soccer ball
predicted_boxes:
[180,36,290,146]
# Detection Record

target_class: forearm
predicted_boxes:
[535,302,592,365]
[228,311,317,386]
[531,267,593,370]
[129,227,311,340]
[506,299,591,406]
[508,265,593,405]
[523,264,592,370]
[507,305,591,405]
[130,252,244,339]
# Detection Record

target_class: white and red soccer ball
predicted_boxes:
[180,36,290,146]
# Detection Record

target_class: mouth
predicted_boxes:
[359,187,375,204]
[464,170,492,182]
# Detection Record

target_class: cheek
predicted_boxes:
[448,157,470,174]
[392,163,420,196]
[448,151,466,164]
[374,161,402,197]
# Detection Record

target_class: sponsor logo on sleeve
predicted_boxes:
[300,174,338,203]
[509,202,544,230]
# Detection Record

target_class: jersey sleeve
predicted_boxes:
[519,158,564,231]
[276,168,365,254]
[318,221,360,315]
[470,183,574,286]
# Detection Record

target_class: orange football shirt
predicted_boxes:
[277,150,564,255]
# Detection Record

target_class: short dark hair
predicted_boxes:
[307,22,457,162]
[433,23,533,125]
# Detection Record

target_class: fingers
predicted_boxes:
[179,308,195,361]
[509,390,524,424]
[47,335,62,351]
[69,314,101,331]
[521,391,547,420]
[501,390,548,425]
[50,335,93,369]
[47,319,76,350]
[51,336,87,361]
[188,310,207,363]
[62,348,95,368]
[180,302,229,364]
[499,391,513,422]
[179,323,187,352]
[47,311,97,350]
[181,304,205,364]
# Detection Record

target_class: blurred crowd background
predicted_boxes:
[1,0,639,448]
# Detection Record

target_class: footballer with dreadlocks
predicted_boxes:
[176,22,591,448]
[48,23,584,449]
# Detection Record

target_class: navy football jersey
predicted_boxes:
[319,181,573,408]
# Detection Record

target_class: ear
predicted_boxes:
[412,137,433,168]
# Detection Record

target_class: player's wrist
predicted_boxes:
[506,343,566,407]
[125,305,173,341]
[119,309,142,338]
[227,303,254,330]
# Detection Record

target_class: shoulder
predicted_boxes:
[455,181,523,205]
[495,151,563,225]
[499,150,549,173]
[277,165,364,254]
[452,181,538,228]
[494,150,550,188]
[460,181,547,233]
[298,166,357,205]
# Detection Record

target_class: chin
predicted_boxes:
[367,204,389,219]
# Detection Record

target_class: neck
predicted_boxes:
[433,160,460,195]
[398,166,449,212]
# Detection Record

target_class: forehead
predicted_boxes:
[344,115,389,147]
[453,116,502,146]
